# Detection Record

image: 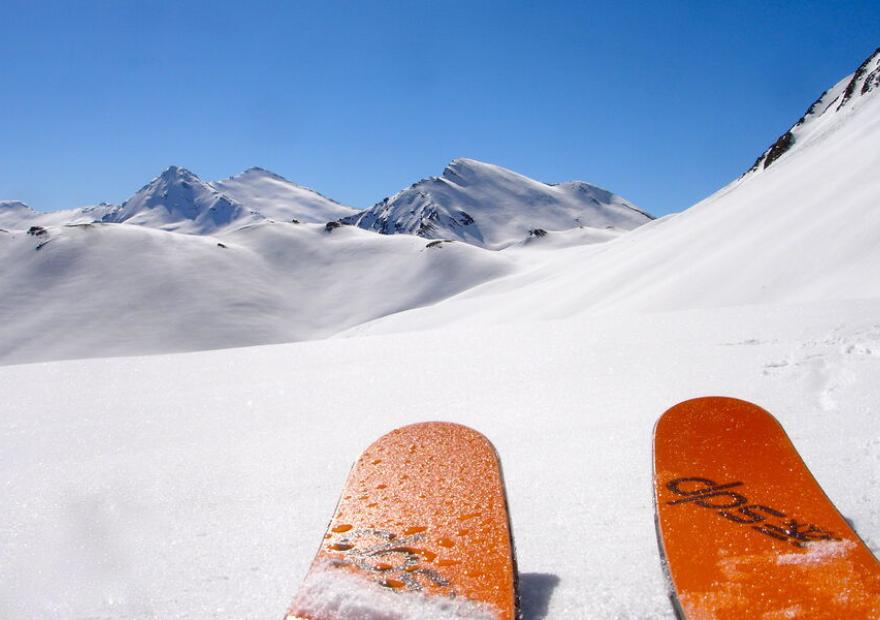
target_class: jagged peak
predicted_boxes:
[158,165,201,183]
[746,47,880,176]
[837,47,880,110]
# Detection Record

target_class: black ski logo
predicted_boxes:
[665,477,840,548]
[326,528,453,593]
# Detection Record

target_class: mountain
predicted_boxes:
[1,166,358,235]
[107,165,262,234]
[748,47,880,174]
[212,167,358,224]
[0,200,118,230]
[348,47,880,335]
[341,158,652,249]
[0,201,38,230]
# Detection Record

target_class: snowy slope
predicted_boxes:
[342,158,652,249]
[1,301,878,619]
[748,47,880,174]
[2,48,880,620]
[213,167,358,224]
[108,166,263,234]
[0,221,512,365]
[349,50,880,336]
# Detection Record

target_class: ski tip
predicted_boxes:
[370,421,502,459]
[652,396,880,619]
[288,419,519,620]
[654,396,784,442]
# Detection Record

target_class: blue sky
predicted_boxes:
[1,1,877,216]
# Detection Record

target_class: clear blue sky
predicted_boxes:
[1,1,877,216]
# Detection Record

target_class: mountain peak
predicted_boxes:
[112,166,256,234]
[748,47,880,174]
[441,158,499,182]
[158,165,199,183]
[344,160,651,248]
[239,166,287,181]
[211,167,358,224]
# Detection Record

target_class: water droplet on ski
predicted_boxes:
[403,526,427,535]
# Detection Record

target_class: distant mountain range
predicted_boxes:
[1,47,879,365]
[0,165,359,236]
[0,160,650,247]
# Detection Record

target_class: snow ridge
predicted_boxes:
[107,165,262,234]
[212,167,358,224]
[341,158,651,249]
[748,47,880,174]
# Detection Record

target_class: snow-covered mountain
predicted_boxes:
[748,47,880,174]
[106,165,262,234]
[2,166,359,235]
[0,200,117,230]
[3,48,880,620]
[0,201,38,229]
[347,47,880,336]
[213,167,358,224]
[342,158,652,249]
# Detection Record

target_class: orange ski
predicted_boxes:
[286,422,519,620]
[654,397,880,619]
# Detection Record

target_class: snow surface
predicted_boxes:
[213,167,359,224]
[289,565,498,620]
[0,222,512,364]
[1,48,880,620]
[1,302,878,619]
[342,158,651,249]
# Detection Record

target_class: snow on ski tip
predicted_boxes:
[286,422,519,620]
[653,396,880,619]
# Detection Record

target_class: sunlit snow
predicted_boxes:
[0,49,879,620]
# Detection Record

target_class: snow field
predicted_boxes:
[1,300,878,618]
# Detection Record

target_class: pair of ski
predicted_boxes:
[286,398,880,619]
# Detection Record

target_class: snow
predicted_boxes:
[1,48,880,620]
[109,165,263,234]
[289,565,498,620]
[345,68,880,336]
[213,167,359,224]
[1,302,878,619]
[776,539,858,566]
[343,158,651,249]
[0,222,512,364]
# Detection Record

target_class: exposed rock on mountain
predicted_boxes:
[342,158,652,249]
